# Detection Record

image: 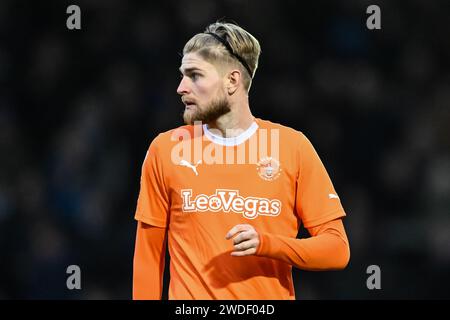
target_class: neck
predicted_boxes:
[206,100,254,138]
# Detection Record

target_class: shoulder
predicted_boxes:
[148,124,196,150]
[256,118,308,145]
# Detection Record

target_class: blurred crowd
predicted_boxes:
[0,0,449,299]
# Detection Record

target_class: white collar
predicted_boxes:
[202,121,259,146]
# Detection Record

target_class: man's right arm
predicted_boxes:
[133,221,167,300]
[133,137,170,299]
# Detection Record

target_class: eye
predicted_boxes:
[191,73,200,81]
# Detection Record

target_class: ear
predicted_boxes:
[226,69,241,95]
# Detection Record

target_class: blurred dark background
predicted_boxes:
[0,0,449,299]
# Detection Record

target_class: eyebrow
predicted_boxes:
[179,67,203,74]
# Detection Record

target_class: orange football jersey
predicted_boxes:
[134,118,346,299]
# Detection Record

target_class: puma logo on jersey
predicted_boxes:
[179,159,202,176]
[328,193,339,199]
[181,189,282,219]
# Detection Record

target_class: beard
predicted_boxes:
[183,96,231,125]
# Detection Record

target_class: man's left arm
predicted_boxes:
[226,218,350,270]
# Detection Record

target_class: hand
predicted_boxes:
[225,224,260,257]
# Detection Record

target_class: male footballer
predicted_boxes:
[133,21,350,299]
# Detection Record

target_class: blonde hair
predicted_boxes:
[183,22,261,92]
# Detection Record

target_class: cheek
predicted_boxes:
[198,74,223,93]
[199,82,224,102]
[196,79,215,94]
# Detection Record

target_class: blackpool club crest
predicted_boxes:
[256,156,281,181]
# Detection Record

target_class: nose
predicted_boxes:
[177,76,190,96]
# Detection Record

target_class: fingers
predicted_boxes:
[233,238,258,251]
[231,247,257,257]
[225,224,251,240]
[232,230,254,245]
[226,224,260,257]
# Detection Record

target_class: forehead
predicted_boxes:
[179,52,215,73]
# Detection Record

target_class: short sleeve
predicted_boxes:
[295,134,346,228]
[134,137,170,228]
